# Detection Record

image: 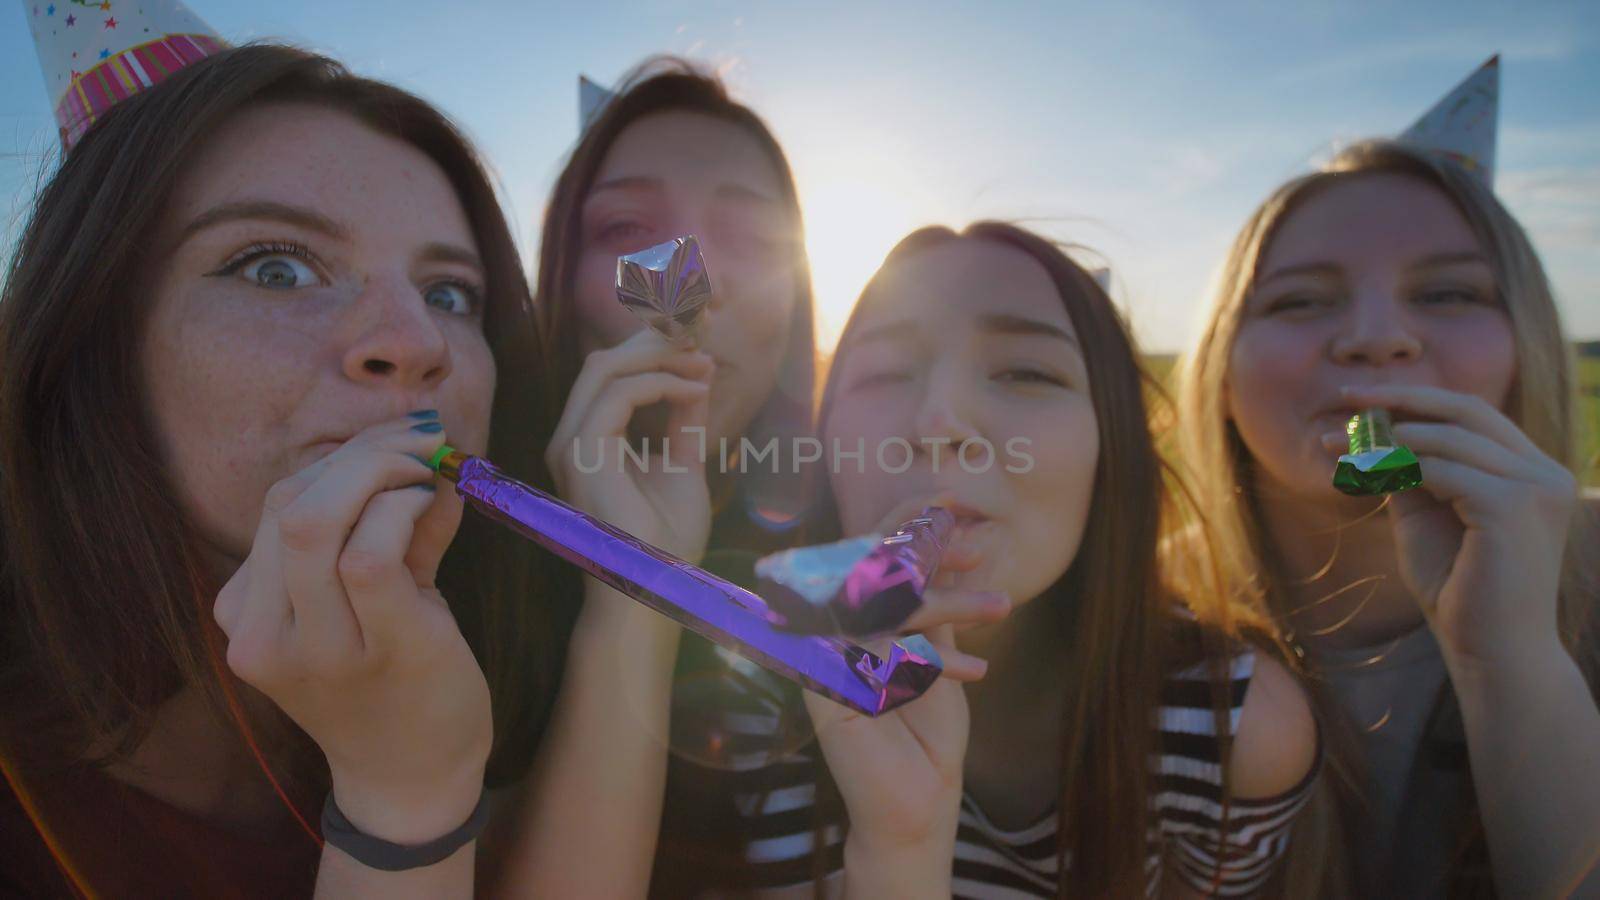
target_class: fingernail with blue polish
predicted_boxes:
[411,421,444,434]
[408,453,432,467]
[412,482,437,492]
[408,409,439,420]
[899,633,944,668]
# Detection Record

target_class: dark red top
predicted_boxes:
[1,763,320,899]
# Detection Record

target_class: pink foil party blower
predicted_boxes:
[426,445,941,716]
[754,509,954,637]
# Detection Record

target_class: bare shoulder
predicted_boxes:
[1228,652,1319,800]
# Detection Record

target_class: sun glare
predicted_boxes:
[792,147,944,352]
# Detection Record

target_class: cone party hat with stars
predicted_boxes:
[23,0,224,149]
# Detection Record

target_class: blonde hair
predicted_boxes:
[1180,137,1591,649]
[1176,138,1600,894]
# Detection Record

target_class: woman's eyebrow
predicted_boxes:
[714,182,781,206]
[1256,260,1341,287]
[589,175,664,196]
[179,200,349,244]
[977,312,1080,349]
[850,318,916,347]
[1409,250,1489,270]
[418,242,484,273]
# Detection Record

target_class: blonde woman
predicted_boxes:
[1178,139,1600,897]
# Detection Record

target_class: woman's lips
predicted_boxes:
[943,506,993,547]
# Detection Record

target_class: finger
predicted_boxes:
[212,558,282,643]
[343,409,448,448]
[257,413,443,520]
[900,630,988,682]
[553,332,714,448]
[929,549,984,595]
[1401,455,1510,509]
[927,647,987,682]
[802,680,861,729]
[899,589,1011,633]
[405,483,464,589]
[214,556,293,688]
[901,625,973,744]
[893,677,969,772]
[211,572,245,638]
[337,485,445,658]
[1339,384,1540,459]
[572,372,712,447]
[221,417,438,661]
[661,368,713,471]
[277,449,438,656]
[216,478,311,638]
[1319,419,1535,482]
[1392,421,1540,482]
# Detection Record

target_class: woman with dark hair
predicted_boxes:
[720,223,1321,898]
[498,56,1008,894]
[495,57,832,897]
[533,58,820,560]
[0,44,568,897]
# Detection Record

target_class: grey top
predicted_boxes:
[1315,624,1475,899]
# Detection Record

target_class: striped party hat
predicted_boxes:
[22,0,225,149]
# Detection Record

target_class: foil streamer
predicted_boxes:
[431,448,941,716]
[754,508,954,637]
[616,235,712,347]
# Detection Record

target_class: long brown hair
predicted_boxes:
[547,59,824,898]
[533,56,818,562]
[1176,138,1600,895]
[802,222,1247,897]
[0,43,567,815]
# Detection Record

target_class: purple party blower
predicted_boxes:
[754,509,954,637]
[426,446,941,716]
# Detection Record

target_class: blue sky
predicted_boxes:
[4,0,1597,351]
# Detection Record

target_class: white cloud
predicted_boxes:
[1273,29,1575,88]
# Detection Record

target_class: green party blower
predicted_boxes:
[1332,408,1422,496]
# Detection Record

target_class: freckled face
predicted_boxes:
[141,103,495,565]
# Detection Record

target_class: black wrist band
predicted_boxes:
[321,788,489,872]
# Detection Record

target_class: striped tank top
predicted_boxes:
[718,650,1320,898]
